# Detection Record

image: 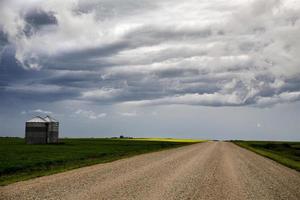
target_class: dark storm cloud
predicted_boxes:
[40,71,101,87]
[124,26,213,46]
[0,46,28,87]
[43,25,213,70]
[0,30,9,66]
[0,47,80,103]
[4,85,79,102]
[22,8,58,37]
[25,9,57,27]
[44,41,130,70]
[0,30,8,46]
[0,51,81,102]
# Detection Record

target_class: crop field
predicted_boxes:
[0,137,202,185]
[129,138,204,142]
[233,141,300,171]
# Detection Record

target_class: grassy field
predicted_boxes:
[0,137,203,185]
[233,141,300,171]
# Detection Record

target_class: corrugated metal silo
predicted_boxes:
[25,116,48,144]
[44,115,59,143]
[25,116,59,144]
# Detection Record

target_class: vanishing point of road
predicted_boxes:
[1,142,300,200]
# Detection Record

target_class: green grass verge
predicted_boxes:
[233,141,300,171]
[0,137,203,186]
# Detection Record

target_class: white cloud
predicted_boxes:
[74,109,107,119]
[21,109,53,115]
[32,109,52,114]
[119,111,138,117]
[81,87,123,101]
[122,92,245,107]
[257,123,261,128]
[256,91,300,107]
[20,110,27,115]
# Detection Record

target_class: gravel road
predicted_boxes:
[1,142,300,200]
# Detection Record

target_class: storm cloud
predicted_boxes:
[0,0,300,108]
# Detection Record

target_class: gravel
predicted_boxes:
[1,141,300,200]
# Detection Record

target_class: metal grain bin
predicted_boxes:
[44,115,59,143]
[25,116,59,144]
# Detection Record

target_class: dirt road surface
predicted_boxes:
[1,142,300,200]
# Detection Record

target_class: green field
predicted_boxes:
[233,141,300,171]
[0,137,202,185]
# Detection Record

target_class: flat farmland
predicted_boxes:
[233,141,300,171]
[1,142,300,200]
[0,137,202,185]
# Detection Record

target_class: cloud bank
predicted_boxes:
[1,0,300,107]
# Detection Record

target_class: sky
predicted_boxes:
[0,0,300,140]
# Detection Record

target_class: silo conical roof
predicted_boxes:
[44,115,58,122]
[26,116,47,122]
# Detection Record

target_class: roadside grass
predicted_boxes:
[233,141,300,171]
[0,137,203,186]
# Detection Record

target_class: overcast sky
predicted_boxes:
[0,0,300,140]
